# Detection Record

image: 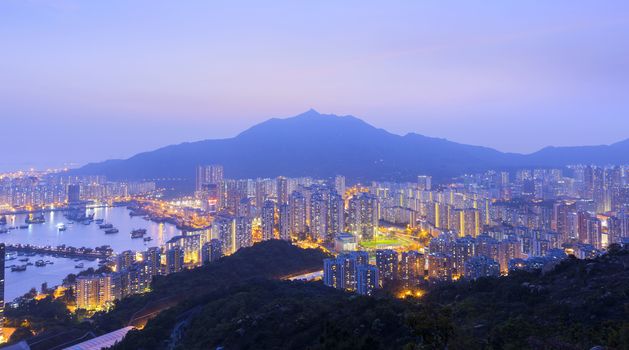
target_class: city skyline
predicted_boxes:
[3,1,629,171]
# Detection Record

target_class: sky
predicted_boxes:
[1,1,629,171]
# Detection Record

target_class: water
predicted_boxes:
[1,206,182,301]
[4,255,99,301]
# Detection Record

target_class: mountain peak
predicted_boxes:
[296,108,321,117]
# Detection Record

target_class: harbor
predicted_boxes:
[1,206,182,301]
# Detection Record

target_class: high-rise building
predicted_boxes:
[464,256,501,280]
[235,216,253,250]
[261,200,276,241]
[67,184,81,203]
[310,191,327,241]
[277,176,289,205]
[399,250,425,287]
[323,258,343,289]
[201,239,223,264]
[75,274,117,311]
[278,203,291,241]
[356,265,380,296]
[334,175,346,196]
[196,164,224,192]
[115,250,135,272]
[143,247,162,277]
[348,193,378,241]
[417,175,432,191]
[289,191,307,239]
[327,193,345,237]
[375,249,398,282]
[165,246,184,274]
[213,214,236,255]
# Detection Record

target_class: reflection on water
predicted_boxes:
[1,206,182,301]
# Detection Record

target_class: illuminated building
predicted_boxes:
[452,236,475,276]
[277,176,289,205]
[327,193,345,236]
[464,256,500,280]
[334,232,357,252]
[337,252,368,291]
[348,193,378,241]
[115,250,135,272]
[427,252,452,281]
[201,239,223,264]
[119,264,151,297]
[375,249,398,282]
[309,191,327,241]
[165,246,184,274]
[278,203,291,241]
[235,216,253,250]
[196,164,223,192]
[213,214,236,255]
[261,200,275,241]
[323,258,342,289]
[75,274,117,311]
[356,265,380,296]
[417,175,432,191]
[143,247,162,276]
[289,191,307,239]
[399,250,425,287]
[334,175,346,196]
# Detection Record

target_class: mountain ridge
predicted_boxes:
[74,110,629,187]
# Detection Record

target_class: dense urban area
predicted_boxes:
[0,164,628,349]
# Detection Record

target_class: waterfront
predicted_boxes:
[1,206,182,301]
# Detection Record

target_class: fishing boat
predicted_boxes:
[99,223,113,229]
[105,228,119,234]
[19,225,29,229]
[25,214,45,224]
[75,263,84,269]
[95,218,104,224]
[11,265,27,272]
[143,236,152,242]
[35,260,46,267]
[57,223,67,231]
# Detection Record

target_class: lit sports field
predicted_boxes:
[359,237,406,249]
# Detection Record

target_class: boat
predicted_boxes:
[105,228,119,234]
[75,263,84,269]
[0,215,6,225]
[11,265,27,272]
[25,214,45,224]
[99,223,113,229]
[18,258,29,262]
[143,236,152,242]
[57,223,67,231]
[95,219,104,224]
[131,230,146,238]
[0,228,8,234]
[19,225,29,229]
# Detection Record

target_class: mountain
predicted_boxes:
[74,110,629,187]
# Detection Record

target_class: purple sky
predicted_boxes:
[2,1,629,171]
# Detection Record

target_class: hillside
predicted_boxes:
[112,245,629,350]
[1,241,329,349]
[73,110,629,187]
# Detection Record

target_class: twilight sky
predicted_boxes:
[1,1,629,171]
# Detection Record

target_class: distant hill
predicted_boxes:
[74,110,629,186]
[111,244,629,350]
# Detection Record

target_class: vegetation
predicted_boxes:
[112,244,629,350]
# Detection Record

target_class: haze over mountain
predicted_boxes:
[75,110,629,187]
